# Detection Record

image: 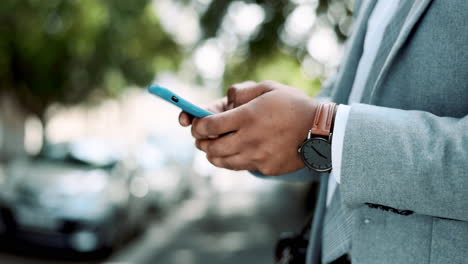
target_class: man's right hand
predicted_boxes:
[178,80,320,175]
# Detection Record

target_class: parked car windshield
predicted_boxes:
[36,140,122,170]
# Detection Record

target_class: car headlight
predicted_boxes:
[70,230,98,252]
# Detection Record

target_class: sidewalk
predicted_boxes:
[108,180,309,264]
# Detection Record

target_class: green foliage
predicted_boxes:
[253,52,322,97]
[224,48,322,96]
[197,0,353,94]
[0,0,181,118]
[0,0,353,119]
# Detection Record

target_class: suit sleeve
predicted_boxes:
[340,104,468,221]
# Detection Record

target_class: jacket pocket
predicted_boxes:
[430,218,468,264]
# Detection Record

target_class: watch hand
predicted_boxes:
[311,146,327,159]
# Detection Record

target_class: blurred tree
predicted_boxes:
[0,0,181,150]
[194,0,354,95]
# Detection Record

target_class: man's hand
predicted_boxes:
[178,81,261,126]
[180,81,319,176]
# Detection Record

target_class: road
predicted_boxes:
[0,182,310,264]
[0,253,98,264]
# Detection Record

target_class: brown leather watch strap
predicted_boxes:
[311,102,337,137]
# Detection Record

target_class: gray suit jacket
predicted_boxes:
[256,0,468,263]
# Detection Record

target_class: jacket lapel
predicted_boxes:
[363,0,434,104]
[330,0,376,104]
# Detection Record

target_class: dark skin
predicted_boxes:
[179,81,321,176]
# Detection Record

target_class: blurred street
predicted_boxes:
[118,183,307,264]
[0,254,97,264]
[0,177,309,264]
[0,86,313,264]
[0,255,95,264]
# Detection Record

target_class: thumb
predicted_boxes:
[227,81,272,108]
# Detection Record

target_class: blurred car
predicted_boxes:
[0,139,150,253]
[133,133,196,213]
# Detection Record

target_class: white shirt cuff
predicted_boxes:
[331,104,351,184]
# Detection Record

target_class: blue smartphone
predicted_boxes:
[148,85,213,118]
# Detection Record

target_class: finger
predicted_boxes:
[227,81,256,107]
[196,132,241,157]
[228,81,272,107]
[193,106,247,138]
[191,118,206,139]
[207,154,256,171]
[192,118,220,139]
[203,97,229,114]
[179,111,194,127]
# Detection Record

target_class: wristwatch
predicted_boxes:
[298,102,337,172]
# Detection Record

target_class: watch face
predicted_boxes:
[300,137,332,172]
